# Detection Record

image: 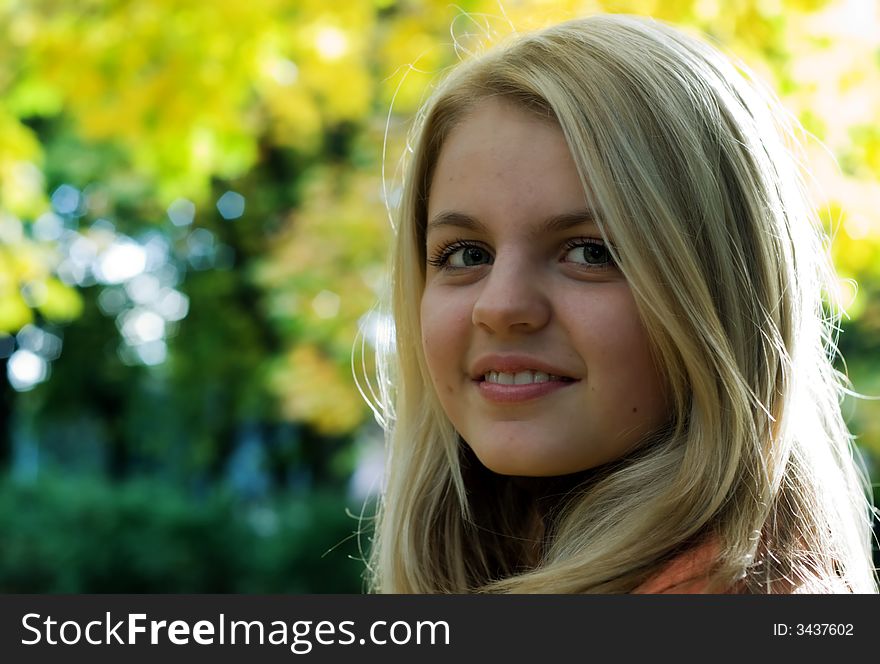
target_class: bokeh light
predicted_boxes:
[50,184,82,216]
[94,240,147,284]
[32,212,64,242]
[8,349,49,391]
[167,198,196,227]
[311,290,341,319]
[315,26,348,60]
[216,191,246,220]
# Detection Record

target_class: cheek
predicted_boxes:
[569,290,667,410]
[420,287,471,384]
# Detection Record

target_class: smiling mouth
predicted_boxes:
[480,370,577,385]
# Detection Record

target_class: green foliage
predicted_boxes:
[0,474,366,593]
[1,0,879,439]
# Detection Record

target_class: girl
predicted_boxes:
[368,14,878,593]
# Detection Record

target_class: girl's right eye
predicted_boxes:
[427,240,493,270]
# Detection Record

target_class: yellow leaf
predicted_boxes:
[271,344,365,435]
[0,292,33,333]
[37,278,84,323]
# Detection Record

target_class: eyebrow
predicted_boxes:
[425,209,601,239]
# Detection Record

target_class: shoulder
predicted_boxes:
[632,539,726,594]
[632,539,856,594]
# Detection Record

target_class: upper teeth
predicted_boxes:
[483,370,563,385]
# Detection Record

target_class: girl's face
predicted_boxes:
[420,98,669,476]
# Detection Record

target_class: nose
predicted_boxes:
[471,256,551,334]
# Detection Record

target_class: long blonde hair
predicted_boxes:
[369,14,878,593]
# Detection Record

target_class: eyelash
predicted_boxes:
[426,237,615,271]
[426,238,479,269]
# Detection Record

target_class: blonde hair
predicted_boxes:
[369,14,878,593]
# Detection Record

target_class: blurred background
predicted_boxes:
[0,0,877,592]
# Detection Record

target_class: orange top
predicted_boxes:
[632,540,723,594]
[632,540,851,593]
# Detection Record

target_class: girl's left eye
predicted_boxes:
[563,239,615,268]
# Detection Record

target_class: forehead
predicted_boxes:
[426,98,590,233]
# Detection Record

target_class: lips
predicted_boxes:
[468,355,580,404]
[475,373,577,403]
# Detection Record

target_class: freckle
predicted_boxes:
[632,407,638,413]
[446,385,454,394]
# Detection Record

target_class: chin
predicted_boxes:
[469,447,585,478]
